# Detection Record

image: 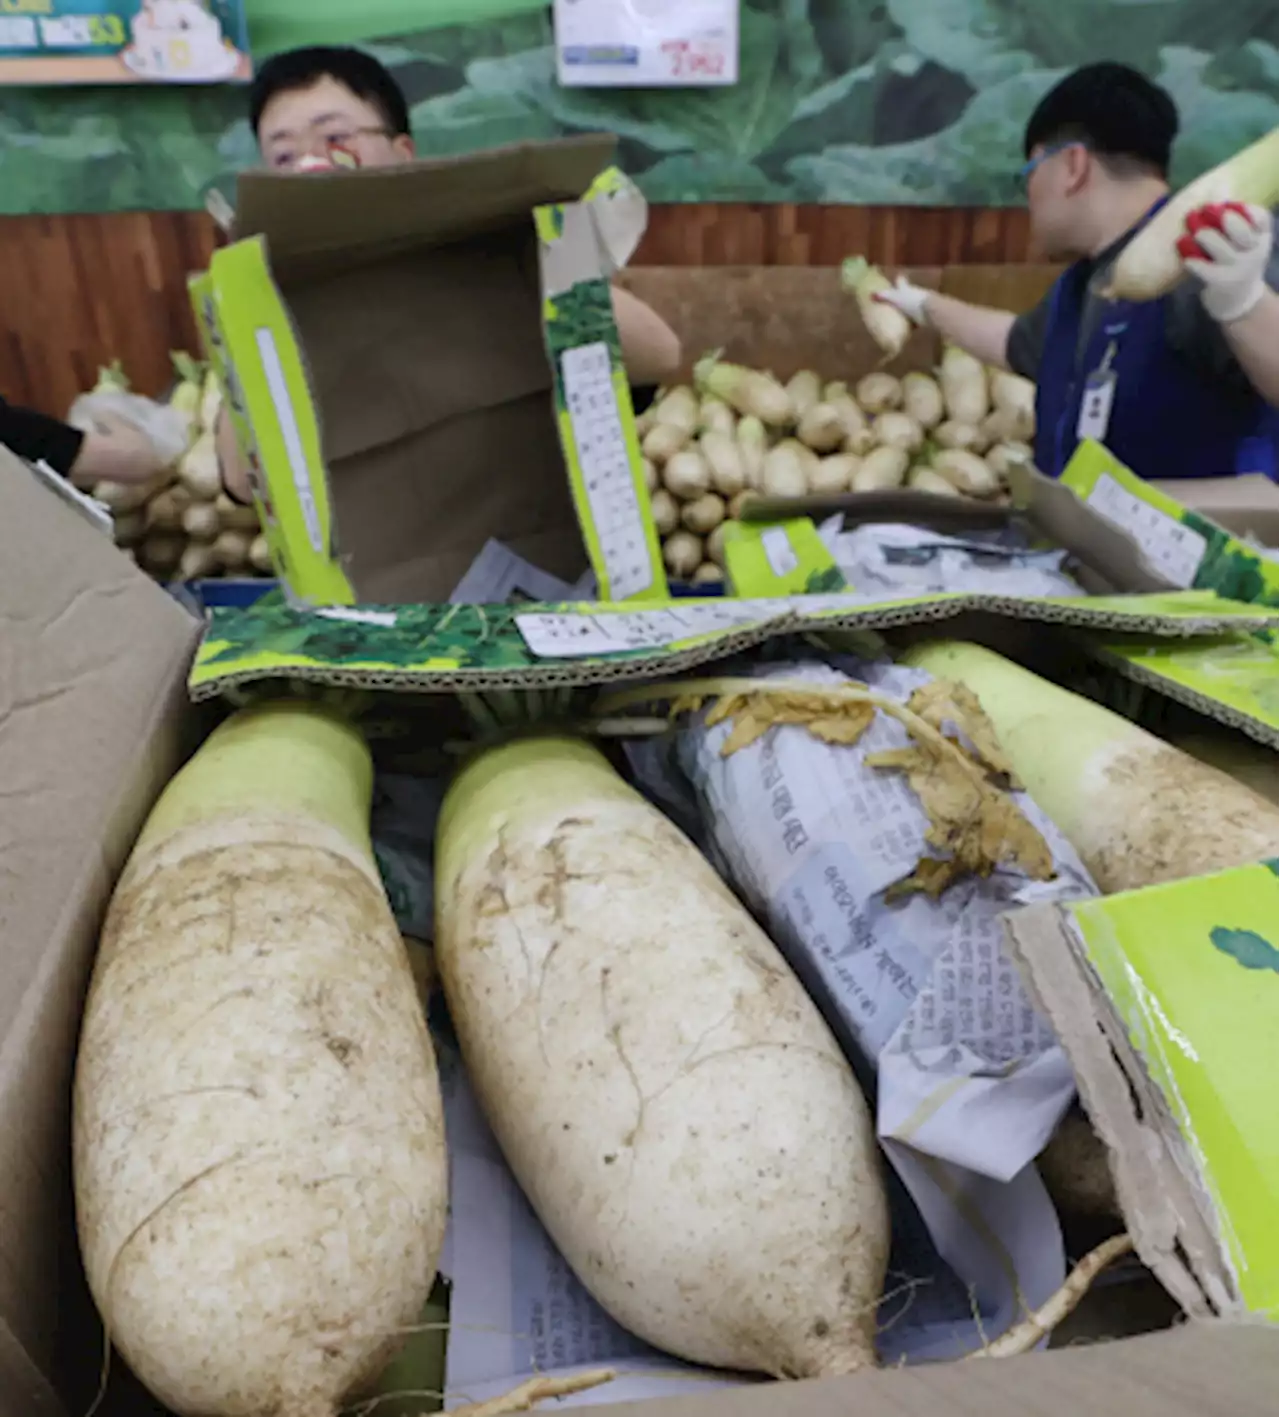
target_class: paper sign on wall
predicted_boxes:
[553,0,739,87]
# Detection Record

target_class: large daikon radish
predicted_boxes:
[74,703,449,1417]
[899,642,1278,892]
[435,738,890,1379]
[1102,129,1279,301]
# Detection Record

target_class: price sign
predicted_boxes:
[0,0,250,85]
[553,0,738,89]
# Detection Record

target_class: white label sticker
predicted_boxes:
[1085,473,1208,588]
[760,525,800,579]
[553,0,738,87]
[1075,371,1117,443]
[515,592,881,659]
[254,327,324,554]
[316,606,399,627]
[560,342,655,602]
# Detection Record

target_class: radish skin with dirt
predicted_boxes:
[73,703,449,1417]
[900,642,1279,891]
[434,737,891,1380]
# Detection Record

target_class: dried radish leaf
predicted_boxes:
[709,689,879,757]
[906,679,1020,785]
[867,741,1055,897]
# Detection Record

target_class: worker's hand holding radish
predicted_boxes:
[1177,202,1275,324]
[872,275,933,326]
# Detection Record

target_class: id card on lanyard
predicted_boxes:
[1076,334,1122,442]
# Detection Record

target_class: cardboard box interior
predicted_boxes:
[228,136,619,606]
[1,445,1275,1417]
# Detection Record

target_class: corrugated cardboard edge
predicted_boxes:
[1080,640,1279,748]
[577,1322,1278,1416]
[1003,902,1240,1320]
[187,595,1275,701]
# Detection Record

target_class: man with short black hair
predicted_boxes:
[878,63,1278,481]
[218,46,682,504]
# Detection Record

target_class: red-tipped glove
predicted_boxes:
[1177,201,1273,324]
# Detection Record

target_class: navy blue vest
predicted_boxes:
[1032,211,1278,483]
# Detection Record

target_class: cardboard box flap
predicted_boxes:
[581,1323,1276,1416]
[1006,903,1231,1318]
[234,133,618,281]
[0,450,201,1405]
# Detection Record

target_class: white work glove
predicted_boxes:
[1178,202,1274,324]
[873,275,932,326]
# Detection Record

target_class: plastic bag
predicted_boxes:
[66,390,191,470]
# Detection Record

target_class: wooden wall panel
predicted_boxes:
[0,205,1032,418]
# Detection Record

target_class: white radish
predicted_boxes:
[178,541,221,581]
[182,502,221,541]
[643,421,689,465]
[854,372,902,414]
[901,372,944,429]
[761,443,810,499]
[727,491,755,520]
[785,370,823,420]
[908,466,962,497]
[823,380,849,403]
[852,446,909,492]
[705,523,728,568]
[663,449,712,502]
[871,412,925,453]
[898,641,1279,891]
[93,472,171,514]
[979,409,1021,446]
[434,739,890,1379]
[933,449,1001,498]
[842,257,913,359]
[248,533,274,575]
[1101,129,1279,301]
[215,491,260,532]
[695,355,793,427]
[934,420,984,453]
[986,442,1035,479]
[652,386,700,436]
[691,562,724,586]
[810,454,861,494]
[177,431,222,500]
[735,416,768,490]
[213,529,252,572]
[938,345,989,424]
[699,431,747,497]
[797,402,848,453]
[641,456,660,493]
[990,371,1036,439]
[662,530,703,580]
[681,493,727,535]
[73,703,448,1416]
[698,396,737,438]
[140,532,184,576]
[830,395,877,455]
[649,489,680,537]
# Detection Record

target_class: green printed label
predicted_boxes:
[722,517,848,597]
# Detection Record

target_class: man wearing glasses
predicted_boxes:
[877,63,1277,482]
[217,46,681,505]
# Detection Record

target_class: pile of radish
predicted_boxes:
[77,357,272,583]
[637,349,1036,582]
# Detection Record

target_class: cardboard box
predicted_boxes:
[193,139,666,609]
[1150,476,1279,547]
[1,448,1276,1417]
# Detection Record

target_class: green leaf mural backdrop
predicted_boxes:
[0,0,1275,215]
